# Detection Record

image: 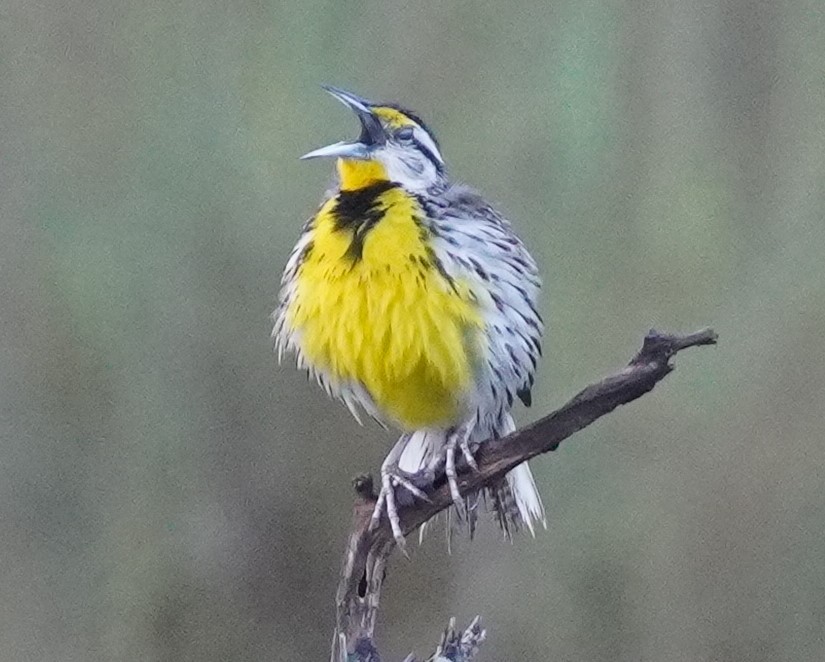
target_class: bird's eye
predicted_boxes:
[396,126,415,142]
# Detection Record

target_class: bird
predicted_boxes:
[272,86,545,546]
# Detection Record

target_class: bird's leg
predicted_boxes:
[459,433,479,471]
[445,441,463,512]
[370,436,432,551]
[445,425,478,515]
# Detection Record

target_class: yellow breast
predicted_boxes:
[286,184,483,429]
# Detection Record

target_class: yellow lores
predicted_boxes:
[287,160,483,428]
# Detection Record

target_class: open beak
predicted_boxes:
[300,85,387,160]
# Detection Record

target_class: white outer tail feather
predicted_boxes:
[498,412,546,536]
[505,462,546,536]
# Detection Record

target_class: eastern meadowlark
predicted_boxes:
[273,86,545,545]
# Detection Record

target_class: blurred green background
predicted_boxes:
[2,0,824,660]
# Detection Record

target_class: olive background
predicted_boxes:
[2,1,824,660]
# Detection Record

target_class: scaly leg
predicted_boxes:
[370,435,431,551]
[445,425,478,515]
[445,440,463,512]
[459,432,479,471]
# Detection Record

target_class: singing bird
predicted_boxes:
[273,87,545,544]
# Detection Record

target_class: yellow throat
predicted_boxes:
[287,159,483,429]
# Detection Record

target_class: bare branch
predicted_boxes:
[332,328,717,661]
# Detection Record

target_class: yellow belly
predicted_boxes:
[287,189,483,429]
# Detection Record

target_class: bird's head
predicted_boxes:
[301,86,446,192]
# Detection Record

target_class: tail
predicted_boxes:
[395,415,546,542]
[491,461,546,538]
[488,413,546,538]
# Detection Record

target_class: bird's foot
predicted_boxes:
[369,464,432,553]
[445,432,479,518]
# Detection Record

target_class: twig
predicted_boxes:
[331,327,717,661]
